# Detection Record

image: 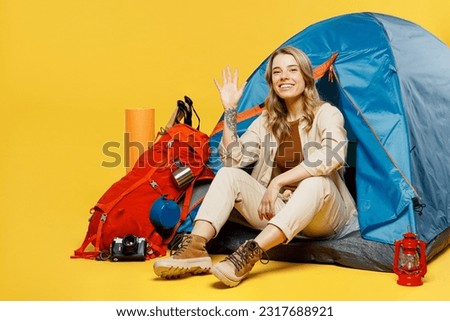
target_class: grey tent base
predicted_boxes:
[179,183,449,272]
[205,220,450,272]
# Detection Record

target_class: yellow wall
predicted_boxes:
[1,0,449,300]
[2,0,449,180]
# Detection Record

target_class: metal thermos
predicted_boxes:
[172,164,194,188]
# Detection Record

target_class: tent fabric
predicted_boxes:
[206,12,450,270]
[205,220,450,272]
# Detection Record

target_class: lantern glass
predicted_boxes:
[399,252,420,272]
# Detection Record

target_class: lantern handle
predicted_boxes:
[418,241,427,276]
[392,240,401,274]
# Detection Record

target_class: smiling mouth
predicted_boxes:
[279,84,294,89]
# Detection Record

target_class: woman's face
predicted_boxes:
[271,53,306,102]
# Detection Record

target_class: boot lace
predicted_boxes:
[169,233,192,256]
[225,240,269,271]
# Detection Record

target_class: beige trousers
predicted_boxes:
[194,167,351,243]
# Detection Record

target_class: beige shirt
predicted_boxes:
[219,102,357,217]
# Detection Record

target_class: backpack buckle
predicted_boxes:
[150,180,159,189]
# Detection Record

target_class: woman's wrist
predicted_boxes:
[269,177,283,191]
[223,104,237,110]
[224,108,237,131]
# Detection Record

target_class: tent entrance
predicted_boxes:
[316,72,357,202]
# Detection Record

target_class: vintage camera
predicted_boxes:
[110,234,147,262]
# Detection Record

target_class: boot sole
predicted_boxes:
[211,266,248,287]
[153,257,212,279]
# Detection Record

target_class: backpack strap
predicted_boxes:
[147,229,165,259]
[183,96,200,130]
[180,178,196,221]
[176,99,192,126]
[173,96,201,130]
[71,213,107,259]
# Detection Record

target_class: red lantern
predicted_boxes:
[393,232,427,286]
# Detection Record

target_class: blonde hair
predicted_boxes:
[264,46,323,142]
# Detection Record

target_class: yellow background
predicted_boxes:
[1,0,449,300]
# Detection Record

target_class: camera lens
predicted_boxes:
[122,234,138,255]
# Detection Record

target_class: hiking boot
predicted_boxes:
[211,239,268,287]
[153,234,212,279]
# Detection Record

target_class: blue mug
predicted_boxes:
[149,196,181,229]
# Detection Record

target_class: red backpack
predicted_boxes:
[72,99,214,261]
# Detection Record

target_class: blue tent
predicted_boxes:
[207,12,450,270]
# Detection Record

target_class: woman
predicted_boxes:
[153,46,357,287]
